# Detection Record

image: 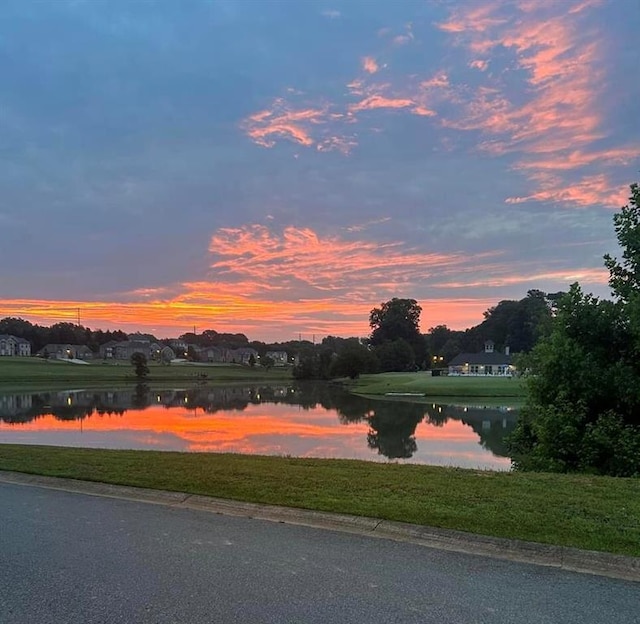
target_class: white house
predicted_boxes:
[265,351,289,366]
[0,335,31,357]
[448,340,514,376]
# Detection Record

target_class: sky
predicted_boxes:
[1,0,639,342]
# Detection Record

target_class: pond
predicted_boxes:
[0,383,519,470]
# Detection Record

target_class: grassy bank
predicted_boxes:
[0,444,638,557]
[0,357,291,391]
[344,372,526,400]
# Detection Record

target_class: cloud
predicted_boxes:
[241,37,450,152]
[321,9,341,19]
[469,59,489,71]
[505,173,631,207]
[206,224,478,297]
[362,56,379,74]
[242,101,325,148]
[436,0,640,208]
[0,225,507,339]
[433,267,609,289]
[345,217,392,233]
[350,95,414,112]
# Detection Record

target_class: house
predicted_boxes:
[201,346,229,363]
[448,340,514,377]
[0,335,31,357]
[98,340,163,361]
[265,351,289,366]
[168,339,188,355]
[38,344,94,360]
[228,347,259,365]
[98,340,119,359]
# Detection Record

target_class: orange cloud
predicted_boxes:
[242,102,324,148]
[242,52,447,151]
[506,173,631,207]
[437,0,640,208]
[207,224,480,296]
[0,226,507,339]
[437,3,508,35]
[362,56,379,74]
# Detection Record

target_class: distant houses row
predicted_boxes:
[1,334,514,376]
[0,334,290,367]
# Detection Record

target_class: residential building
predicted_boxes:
[38,344,94,360]
[448,341,514,376]
[98,340,163,361]
[265,351,289,366]
[228,347,259,365]
[0,335,31,357]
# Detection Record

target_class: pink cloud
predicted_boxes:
[434,267,609,289]
[436,0,640,208]
[0,225,511,339]
[242,0,637,205]
[469,59,489,71]
[243,66,444,152]
[420,72,450,89]
[207,224,482,297]
[505,173,630,208]
[436,3,508,35]
[243,103,324,148]
[242,98,356,154]
[362,56,379,74]
[350,95,415,112]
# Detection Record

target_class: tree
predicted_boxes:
[186,345,200,362]
[369,298,425,366]
[130,352,149,380]
[261,355,275,371]
[605,183,640,304]
[330,342,377,379]
[510,183,640,476]
[374,339,416,373]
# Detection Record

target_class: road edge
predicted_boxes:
[1,470,638,583]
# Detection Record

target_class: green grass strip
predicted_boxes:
[345,372,526,398]
[0,358,291,391]
[1,444,638,557]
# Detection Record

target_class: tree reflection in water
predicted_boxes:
[0,383,517,460]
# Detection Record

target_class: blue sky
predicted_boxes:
[1,0,639,341]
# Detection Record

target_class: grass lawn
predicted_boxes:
[0,357,292,391]
[0,444,638,557]
[345,372,526,399]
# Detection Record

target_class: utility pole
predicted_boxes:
[77,308,81,326]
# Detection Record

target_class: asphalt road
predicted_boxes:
[1,482,638,623]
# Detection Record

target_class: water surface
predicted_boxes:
[0,384,518,470]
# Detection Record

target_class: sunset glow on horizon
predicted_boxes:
[1,0,638,342]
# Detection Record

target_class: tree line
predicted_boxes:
[1,288,555,365]
[292,290,558,380]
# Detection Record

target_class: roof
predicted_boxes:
[449,352,512,366]
[0,334,30,344]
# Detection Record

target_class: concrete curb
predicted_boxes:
[1,470,638,583]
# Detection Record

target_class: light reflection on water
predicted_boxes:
[0,384,518,470]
